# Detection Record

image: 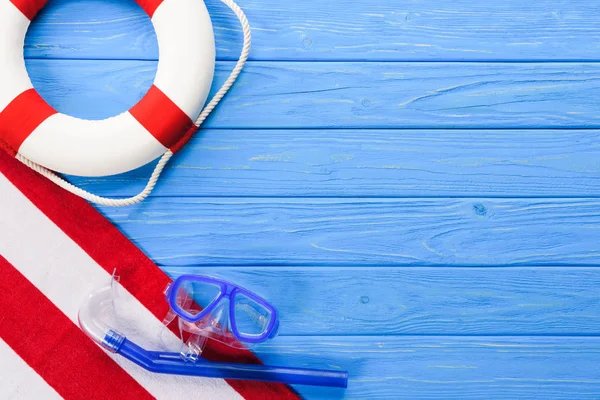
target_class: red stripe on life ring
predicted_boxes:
[130,85,195,149]
[170,124,199,153]
[0,89,57,153]
[135,0,163,18]
[10,0,48,20]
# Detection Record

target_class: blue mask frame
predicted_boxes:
[166,275,280,343]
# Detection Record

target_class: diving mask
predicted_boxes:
[78,275,348,388]
[163,275,279,355]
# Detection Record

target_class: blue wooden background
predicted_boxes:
[26,0,600,398]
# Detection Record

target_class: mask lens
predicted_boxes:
[175,279,222,319]
[233,292,273,338]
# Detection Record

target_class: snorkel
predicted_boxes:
[79,283,348,388]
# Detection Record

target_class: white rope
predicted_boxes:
[16,0,252,207]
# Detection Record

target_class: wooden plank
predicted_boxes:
[69,129,600,198]
[161,266,600,336]
[259,336,600,400]
[256,336,600,399]
[25,59,600,128]
[26,59,156,120]
[26,0,600,61]
[26,0,158,60]
[99,197,600,266]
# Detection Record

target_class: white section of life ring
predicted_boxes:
[19,114,167,177]
[13,0,251,206]
[153,0,215,119]
[1,0,216,177]
[0,2,32,112]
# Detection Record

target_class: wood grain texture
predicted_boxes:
[26,0,600,61]
[162,266,600,336]
[257,336,600,399]
[26,59,155,120]
[26,0,159,60]
[25,59,600,128]
[21,1,600,398]
[68,129,600,198]
[99,198,600,267]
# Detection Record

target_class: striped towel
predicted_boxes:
[0,151,299,400]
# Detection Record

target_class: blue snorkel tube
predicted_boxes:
[78,287,348,388]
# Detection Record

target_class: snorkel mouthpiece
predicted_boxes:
[102,330,126,353]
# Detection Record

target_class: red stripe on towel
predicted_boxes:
[0,255,154,400]
[0,151,302,400]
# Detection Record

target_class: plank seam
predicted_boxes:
[24,57,600,63]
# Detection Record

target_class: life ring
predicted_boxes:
[0,0,216,177]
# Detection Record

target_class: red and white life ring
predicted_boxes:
[0,0,216,177]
